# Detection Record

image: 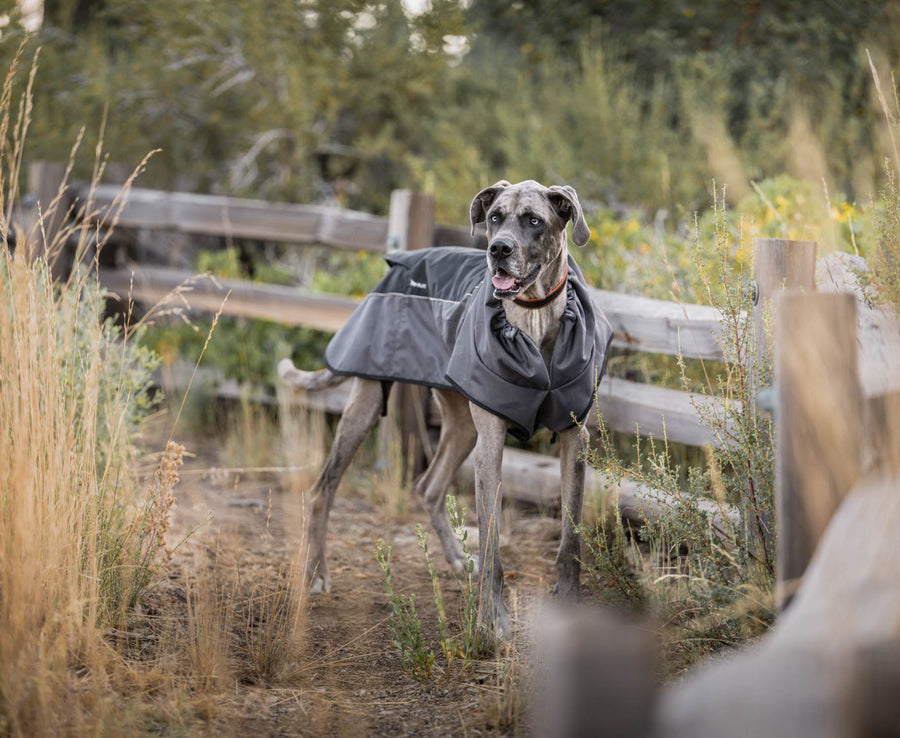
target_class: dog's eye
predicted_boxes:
[489,213,501,223]
[529,216,542,227]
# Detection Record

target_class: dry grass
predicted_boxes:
[0,46,314,735]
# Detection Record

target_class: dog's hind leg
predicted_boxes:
[304,377,383,594]
[413,390,477,577]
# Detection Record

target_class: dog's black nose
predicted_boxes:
[488,239,514,259]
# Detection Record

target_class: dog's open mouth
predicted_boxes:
[491,265,541,297]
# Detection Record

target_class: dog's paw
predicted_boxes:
[308,573,332,595]
[550,579,580,600]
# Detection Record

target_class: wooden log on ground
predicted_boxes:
[456,446,739,535]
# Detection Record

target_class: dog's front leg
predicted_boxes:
[469,404,511,640]
[556,424,588,599]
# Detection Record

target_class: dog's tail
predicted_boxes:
[277,358,348,391]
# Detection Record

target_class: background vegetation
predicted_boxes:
[4,0,899,223]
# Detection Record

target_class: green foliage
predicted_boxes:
[374,496,487,679]
[6,0,898,228]
[580,175,869,305]
[374,538,436,680]
[144,316,331,388]
[61,270,161,465]
[871,166,900,311]
[445,495,483,659]
[140,245,333,389]
[59,273,166,616]
[417,524,457,665]
[581,198,775,672]
[311,249,389,298]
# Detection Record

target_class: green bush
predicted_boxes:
[581,199,775,674]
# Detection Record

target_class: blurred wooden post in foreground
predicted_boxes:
[533,605,657,738]
[384,190,435,480]
[774,291,862,610]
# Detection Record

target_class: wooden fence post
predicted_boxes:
[384,190,435,480]
[774,291,862,610]
[752,238,817,356]
[26,161,71,277]
[748,238,817,578]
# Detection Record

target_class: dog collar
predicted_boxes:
[513,264,568,309]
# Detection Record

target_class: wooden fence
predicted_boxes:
[28,162,833,509]
[65,178,726,447]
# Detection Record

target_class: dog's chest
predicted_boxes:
[505,303,564,366]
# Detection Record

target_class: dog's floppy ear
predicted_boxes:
[547,185,591,247]
[469,180,511,235]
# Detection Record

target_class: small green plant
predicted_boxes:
[374,539,435,679]
[417,524,458,666]
[446,494,485,659]
[416,496,489,668]
[867,50,900,315]
[577,501,648,613]
[871,166,900,312]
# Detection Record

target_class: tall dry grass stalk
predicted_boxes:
[0,44,174,735]
[372,415,411,517]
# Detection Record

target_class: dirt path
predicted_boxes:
[159,436,567,737]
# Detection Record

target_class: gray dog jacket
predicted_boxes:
[324,246,614,441]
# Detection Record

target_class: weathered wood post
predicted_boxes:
[384,190,435,480]
[751,237,818,377]
[866,390,900,476]
[774,291,862,610]
[748,238,817,580]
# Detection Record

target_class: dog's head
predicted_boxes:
[469,180,590,300]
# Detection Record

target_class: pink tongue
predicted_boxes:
[492,274,517,291]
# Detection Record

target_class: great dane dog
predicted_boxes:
[278,180,612,639]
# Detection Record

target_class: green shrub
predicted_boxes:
[581,196,775,673]
[374,539,436,679]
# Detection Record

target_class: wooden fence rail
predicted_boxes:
[73,183,482,253]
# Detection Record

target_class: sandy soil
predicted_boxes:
[152,433,570,737]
